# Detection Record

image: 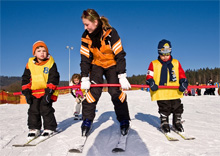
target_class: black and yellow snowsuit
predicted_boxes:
[22,56,60,131]
[80,27,130,122]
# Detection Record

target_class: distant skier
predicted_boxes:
[79,9,131,136]
[22,41,60,140]
[69,74,86,120]
[191,88,195,96]
[195,82,201,96]
[146,39,188,133]
[206,78,215,95]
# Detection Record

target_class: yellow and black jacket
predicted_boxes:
[22,55,60,101]
[149,59,183,101]
[80,27,126,77]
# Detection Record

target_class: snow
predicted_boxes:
[0,90,220,156]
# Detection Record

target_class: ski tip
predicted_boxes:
[23,144,36,146]
[168,138,179,141]
[12,144,36,147]
[184,137,196,140]
[12,144,25,147]
[176,132,196,140]
[69,149,83,153]
[112,148,125,153]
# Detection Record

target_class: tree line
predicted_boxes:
[0,67,219,92]
[185,67,219,85]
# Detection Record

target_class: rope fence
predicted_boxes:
[13,84,218,95]
[0,84,218,104]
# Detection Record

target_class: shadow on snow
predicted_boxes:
[56,117,81,132]
[86,111,150,156]
[135,113,161,129]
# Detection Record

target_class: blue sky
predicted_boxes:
[1,0,219,81]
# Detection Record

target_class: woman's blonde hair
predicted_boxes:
[81,9,111,30]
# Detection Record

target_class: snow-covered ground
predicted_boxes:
[0,89,220,156]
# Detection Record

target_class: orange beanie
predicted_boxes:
[32,40,49,55]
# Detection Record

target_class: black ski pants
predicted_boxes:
[28,97,57,131]
[157,99,184,117]
[82,65,130,122]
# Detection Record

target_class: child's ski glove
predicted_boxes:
[118,73,131,90]
[41,88,54,104]
[22,89,33,104]
[179,78,188,92]
[81,77,91,89]
[146,78,158,91]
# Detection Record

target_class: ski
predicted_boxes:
[69,124,92,153]
[68,136,88,153]
[176,132,195,140]
[171,128,195,140]
[159,128,179,141]
[112,130,129,153]
[25,131,60,146]
[12,136,40,147]
[13,131,60,147]
[162,131,179,141]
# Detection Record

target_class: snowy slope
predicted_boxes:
[0,90,220,156]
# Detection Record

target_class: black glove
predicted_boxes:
[22,89,33,104]
[146,78,158,91]
[41,88,54,104]
[179,78,188,92]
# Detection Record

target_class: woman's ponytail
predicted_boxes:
[100,16,112,30]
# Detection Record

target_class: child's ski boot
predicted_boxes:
[160,114,170,133]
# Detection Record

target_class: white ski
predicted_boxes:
[68,136,88,153]
[112,131,129,153]
[69,123,93,153]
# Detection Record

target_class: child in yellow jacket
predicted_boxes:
[22,41,60,140]
[146,39,188,133]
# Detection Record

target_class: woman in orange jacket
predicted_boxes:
[79,9,131,136]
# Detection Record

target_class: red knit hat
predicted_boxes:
[32,40,49,55]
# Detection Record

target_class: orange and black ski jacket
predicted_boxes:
[80,27,126,77]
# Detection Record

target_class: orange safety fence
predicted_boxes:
[0,91,20,104]
[0,91,7,104]
[0,89,70,104]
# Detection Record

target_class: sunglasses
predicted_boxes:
[83,10,95,19]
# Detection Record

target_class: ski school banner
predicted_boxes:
[13,84,217,96]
